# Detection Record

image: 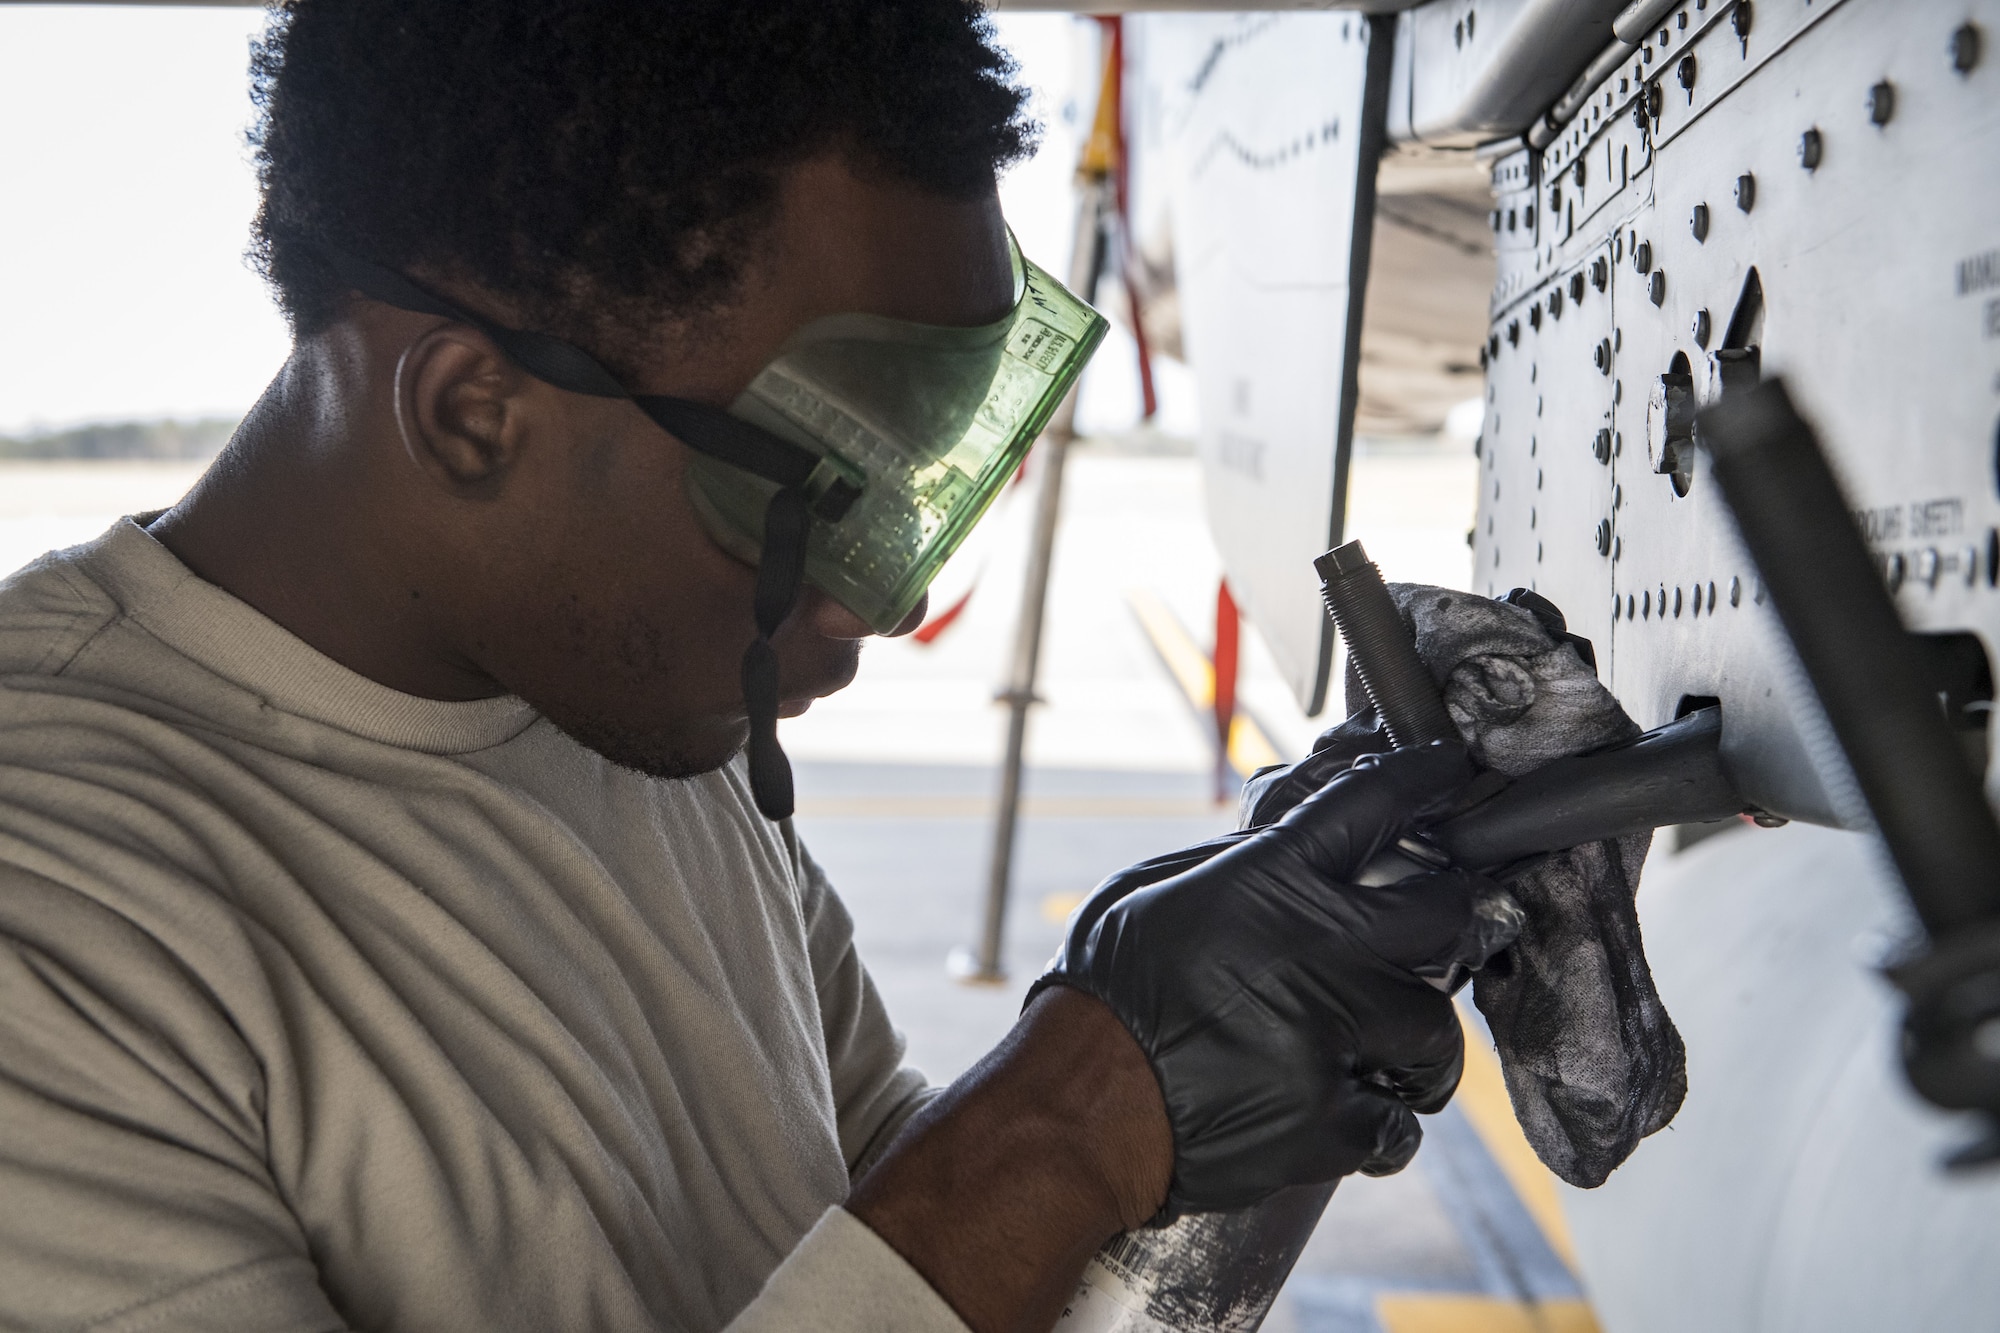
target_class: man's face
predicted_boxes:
[447,157,1016,780]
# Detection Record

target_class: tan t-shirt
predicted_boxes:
[0,519,962,1333]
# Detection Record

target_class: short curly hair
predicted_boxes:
[249,0,1036,360]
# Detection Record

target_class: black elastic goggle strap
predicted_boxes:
[318,247,852,514]
[322,244,829,820]
[742,487,810,820]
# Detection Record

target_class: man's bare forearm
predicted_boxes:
[848,987,1172,1333]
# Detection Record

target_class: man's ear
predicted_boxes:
[393,324,536,494]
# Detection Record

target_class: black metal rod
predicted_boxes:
[1699,379,2000,936]
[1315,541,1458,748]
[1432,707,1744,871]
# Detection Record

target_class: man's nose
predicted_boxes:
[805,589,929,639]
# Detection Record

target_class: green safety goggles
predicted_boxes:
[325,231,1105,821]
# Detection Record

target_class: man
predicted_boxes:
[0,3,1491,1330]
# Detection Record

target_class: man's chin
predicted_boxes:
[543,710,748,782]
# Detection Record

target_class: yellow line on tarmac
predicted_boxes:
[1452,1003,1581,1273]
[1375,1295,1599,1333]
[1123,587,1283,775]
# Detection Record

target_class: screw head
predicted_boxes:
[1634,240,1654,273]
[1594,338,1612,373]
[1592,257,1609,290]
[1735,172,1757,212]
[1530,304,1543,330]
[1692,308,1712,347]
[1570,272,1586,303]
[1799,127,1824,170]
[1548,290,1563,320]
[1678,54,1699,92]
[1596,519,1614,556]
[1952,22,1981,74]
[1734,0,1754,39]
[1868,80,1896,126]
[1649,270,1668,305]
[1645,81,1664,117]
[1573,159,1586,188]
[1691,202,1710,241]
[1509,321,1521,346]
[1593,428,1613,462]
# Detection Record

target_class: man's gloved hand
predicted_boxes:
[1237,706,1391,828]
[1029,742,1499,1220]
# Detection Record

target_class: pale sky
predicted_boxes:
[0,6,1171,437]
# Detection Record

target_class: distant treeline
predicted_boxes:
[0,417,237,462]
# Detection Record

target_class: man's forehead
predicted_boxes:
[758,155,1014,331]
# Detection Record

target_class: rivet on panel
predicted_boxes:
[1594,428,1613,463]
[1692,308,1712,347]
[1596,519,1613,555]
[1733,1,1754,40]
[1691,202,1710,241]
[1735,172,1756,212]
[1678,55,1698,95]
[1868,80,1896,126]
[1634,240,1654,273]
[1729,576,1741,606]
[1571,272,1586,303]
[1952,23,1982,75]
[1649,271,1667,305]
[1799,127,1823,170]
[1707,580,1717,612]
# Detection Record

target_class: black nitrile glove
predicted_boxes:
[1030,742,1494,1220]
[1237,706,1391,828]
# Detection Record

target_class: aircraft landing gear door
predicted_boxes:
[1153,13,1393,717]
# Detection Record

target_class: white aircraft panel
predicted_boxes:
[1141,13,1387,715]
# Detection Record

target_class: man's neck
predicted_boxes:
[148,350,505,703]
